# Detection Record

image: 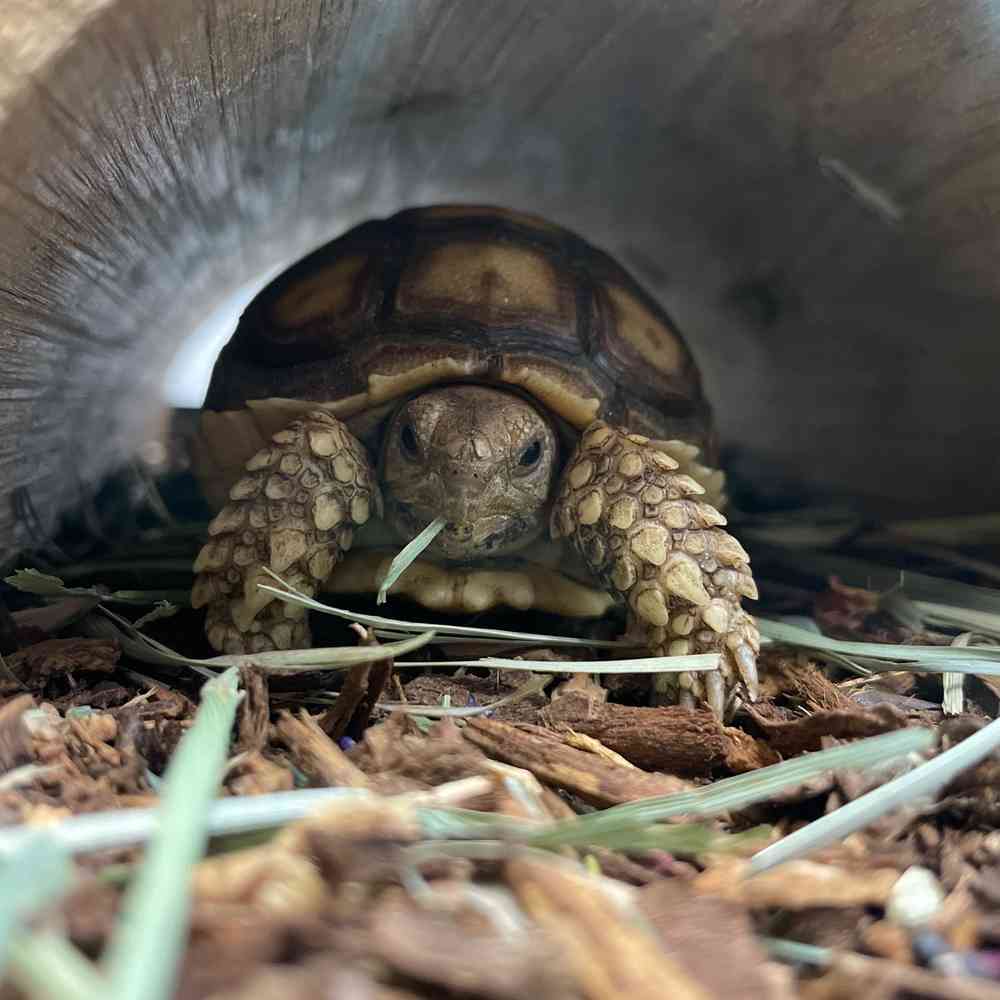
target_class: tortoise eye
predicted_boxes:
[518,439,542,468]
[400,423,419,459]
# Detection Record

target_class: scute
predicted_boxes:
[603,284,685,378]
[396,241,572,330]
[271,253,368,327]
[201,204,713,477]
[589,282,697,408]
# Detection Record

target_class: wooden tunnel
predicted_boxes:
[1,0,999,558]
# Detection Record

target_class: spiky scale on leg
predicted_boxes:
[552,420,759,718]
[649,438,728,510]
[192,410,381,654]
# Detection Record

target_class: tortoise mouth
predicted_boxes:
[390,499,542,561]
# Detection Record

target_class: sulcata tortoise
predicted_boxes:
[190,205,760,716]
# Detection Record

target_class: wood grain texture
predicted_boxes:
[1,0,1000,557]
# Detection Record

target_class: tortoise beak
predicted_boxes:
[436,487,514,554]
[440,489,477,534]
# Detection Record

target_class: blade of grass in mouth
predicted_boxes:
[376,517,447,605]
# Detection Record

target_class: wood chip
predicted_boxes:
[507,856,712,1000]
[543,687,728,776]
[640,878,797,999]
[368,888,569,999]
[0,693,33,769]
[696,858,902,909]
[226,751,294,796]
[318,624,393,740]
[236,666,270,753]
[2,637,119,694]
[744,701,912,756]
[802,952,1000,1000]
[274,709,369,788]
[463,717,691,806]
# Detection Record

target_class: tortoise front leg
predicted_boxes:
[192,410,381,654]
[552,422,759,718]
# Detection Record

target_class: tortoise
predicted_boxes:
[190,205,760,716]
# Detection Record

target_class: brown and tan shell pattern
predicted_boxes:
[197,206,714,507]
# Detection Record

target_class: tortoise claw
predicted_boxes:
[192,410,380,653]
[552,420,760,717]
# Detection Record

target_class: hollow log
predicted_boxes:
[2,1,1000,557]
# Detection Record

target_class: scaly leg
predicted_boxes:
[552,421,759,718]
[191,410,381,653]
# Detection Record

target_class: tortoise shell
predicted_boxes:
[197,205,714,507]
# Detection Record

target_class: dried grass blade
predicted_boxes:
[942,672,965,715]
[206,630,435,670]
[478,653,720,674]
[943,632,972,715]
[373,629,627,649]
[88,609,435,673]
[390,653,720,674]
[377,676,549,717]
[260,569,628,646]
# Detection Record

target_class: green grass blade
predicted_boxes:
[522,727,934,849]
[763,937,832,967]
[402,825,765,866]
[750,715,1000,873]
[377,517,446,604]
[0,835,72,970]
[102,668,242,1000]
[914,600,1000,639]
[0,788,368,859]
[837,656,1000,677]
[5,932,107,1000]
[758,617,1000,667]
[5,569,81,597]
[4,569,188,607]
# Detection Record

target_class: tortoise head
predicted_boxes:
[380,385,560,561]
